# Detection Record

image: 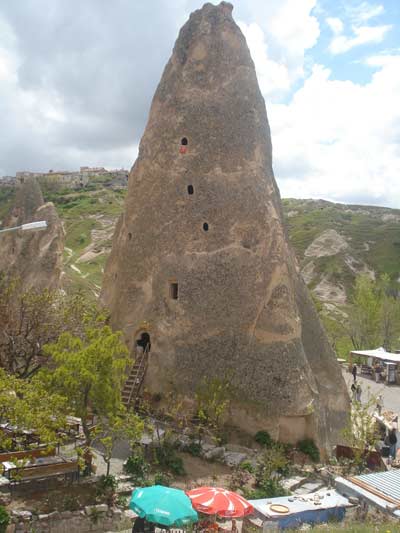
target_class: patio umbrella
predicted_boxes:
[186,487,254,518]
[130,485,198,527]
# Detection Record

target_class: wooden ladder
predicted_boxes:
[122,344,150,410]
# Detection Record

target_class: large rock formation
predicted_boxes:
[0,178,64,289]
[102,2,349,453]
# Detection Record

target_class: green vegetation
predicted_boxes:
[0,367,67,450]
[0,505,10,533]
[42,325,130,452]
[254,430,273,448]
[124,452,150,483]
[41,180,126,296]
[0,186,15,222]
[250,442,289,498]
[297,438,320,462]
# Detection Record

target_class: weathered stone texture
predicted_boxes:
[0,178,64,289]
[102,1,349,453]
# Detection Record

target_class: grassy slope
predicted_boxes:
[283,198,400,292]
[2,182,400,315]
[42,179,126,297]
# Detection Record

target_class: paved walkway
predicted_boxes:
[342,368,400,414]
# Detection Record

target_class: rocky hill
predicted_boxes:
[283,198,400,308]
[1,182,399,305]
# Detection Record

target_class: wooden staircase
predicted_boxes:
[122,345,150,410]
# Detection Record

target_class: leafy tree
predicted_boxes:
[379,274,400,350]
[341,274,400,351]
[41,325,131,464]
[0,368,67,450]
[93,412,144,476]
[253,442,289,498]
[347,275,381,350]
[0,276,104,378]
[195,375,232,442]
[341,392,380,473]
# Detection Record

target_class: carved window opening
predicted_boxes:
[170,282,179,300]
[128,232,132,240]
[203,222,209,232]
[188,185,194,195]
[181,137,188,146]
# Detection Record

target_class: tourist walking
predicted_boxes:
[352,364,357,382]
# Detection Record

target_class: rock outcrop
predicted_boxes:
[0,178,64,289]
[102,2,349,453]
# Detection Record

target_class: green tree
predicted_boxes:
[195,375,232,444]
[93,412,144,476]
[379,274,400,351]
[41,325,130,457]
[341,393,380,473]
[347,275,381,350]
[344,274,400,351]
[0,368,67,450]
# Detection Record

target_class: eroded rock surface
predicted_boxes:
[0,178,64,289]
[305,229,348,258]
[102,2,349,454]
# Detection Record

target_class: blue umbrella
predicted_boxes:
[130,485,198,527]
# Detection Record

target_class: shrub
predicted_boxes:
[240,461,255,473]
[254,430,273,448]
[97,474,118,506]
[185,441,202,457]
[254,442,289,498]
[124,454,150,483]
[297,438,320,462]
[0,506,10,533]
[154,441,185,476]
[98,474,118,492]
[153,471,173,486]
[116,495,128,508]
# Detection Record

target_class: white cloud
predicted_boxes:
[329,23,392,54]
[238,0,320,89]
[268,57,400,207]
[238,22,291,100]
[326,17,344,35]
[347,2,385,23]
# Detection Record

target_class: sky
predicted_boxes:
[0,0,399,207]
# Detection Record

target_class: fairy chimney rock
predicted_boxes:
[102,2,349,453]
[0,178,64,289]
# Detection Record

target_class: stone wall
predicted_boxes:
[7,506,135,533]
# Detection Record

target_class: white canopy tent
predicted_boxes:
[350,347,400,364]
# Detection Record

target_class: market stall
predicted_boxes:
[349,347,400,384]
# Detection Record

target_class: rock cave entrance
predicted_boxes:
[136,332,151,353]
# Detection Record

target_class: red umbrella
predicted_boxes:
[186,487,254,518]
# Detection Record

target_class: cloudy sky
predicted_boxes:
[0,0,399,207]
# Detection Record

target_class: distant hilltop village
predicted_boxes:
[0,166,129,189]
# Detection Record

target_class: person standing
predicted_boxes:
[376,394,384,415]
[388,427,398,460]
[351,383,357,402]
[356,383,362,403]
[352,364,357,383]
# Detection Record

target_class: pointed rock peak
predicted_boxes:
[12,178,44,225]
[102,3,349,456]
[0,177,64,290]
